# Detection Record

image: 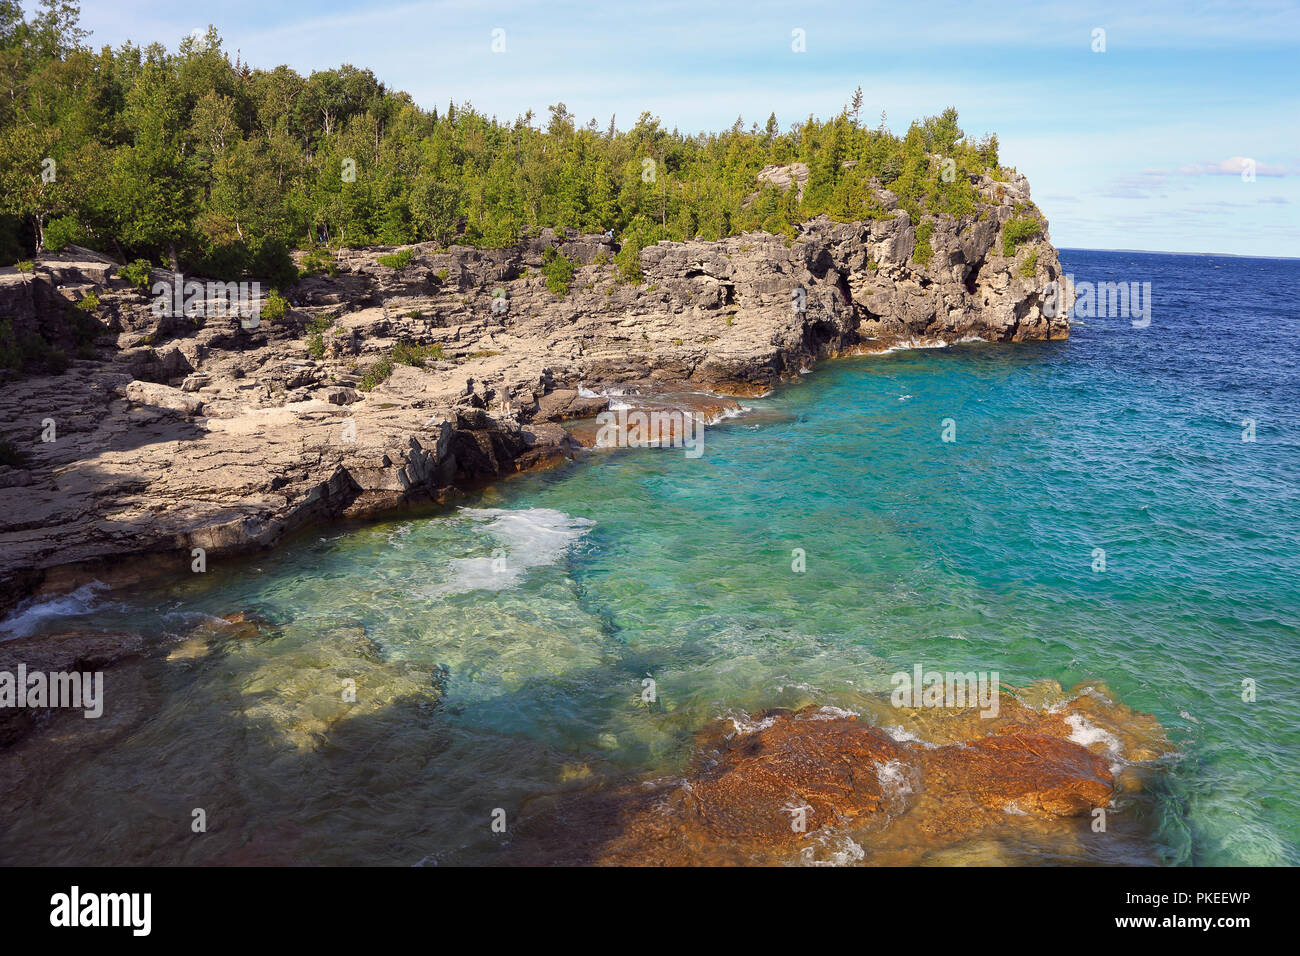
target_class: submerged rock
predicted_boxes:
[506,685,1170,866]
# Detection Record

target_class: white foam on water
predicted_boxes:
[882,724,939,748]
[0,581,110,640]
[383,522,414,549]
[419,508,594,598]
[874,759,916,800]
[725,712,778,737]
[876,334,989,355]
[1064,713,1123,760]
[709,404,752,424]
[808,705,859,720]
[798,830,866,867]
[577,384,625,398]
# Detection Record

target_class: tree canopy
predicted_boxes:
[0,3,1006,281]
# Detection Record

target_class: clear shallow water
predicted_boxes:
[2,250,1297,866]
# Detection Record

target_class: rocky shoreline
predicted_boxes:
[0,168,1066,618]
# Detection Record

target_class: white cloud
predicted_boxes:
[1176,157,1294,177]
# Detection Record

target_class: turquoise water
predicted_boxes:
[2,250,1297,866]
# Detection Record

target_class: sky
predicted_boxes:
[59,0,1300,257]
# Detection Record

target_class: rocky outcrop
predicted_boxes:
[0,170,1066,615]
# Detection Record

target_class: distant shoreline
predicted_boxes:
[1059,247,1300,261]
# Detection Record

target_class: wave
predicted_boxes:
[418,507,595,598]
[0,581,111,640]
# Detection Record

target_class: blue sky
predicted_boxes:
[66,0,1300,256]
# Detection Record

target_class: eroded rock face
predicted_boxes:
[505,685,1168,866]
[0,171,1065,613]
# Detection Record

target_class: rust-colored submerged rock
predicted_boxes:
[508,687,1169,866]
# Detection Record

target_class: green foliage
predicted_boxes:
[0,317,69,374]
[75,291,99,311]
[119,258,153,292]
[377,248,415,270]
[392,341,444,367]
[1002,215,1043,256]
[299,247,337,277]
[358,341,444,388]
[43,215,86,251]
[357,355,394,391]
[912,219,935,267]
[542,247,575,297]
[0,7,1010,272]
[261,288,288,323]
[1019,248,1040,278]
[305,313,334,359]
[248,236,298,287]
[14,260,33,273]
[615,215,661,283]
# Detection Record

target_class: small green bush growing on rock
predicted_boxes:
[392,341,444,367]
[306,314,335,359]
[1002,216,1043,256]
[377,248,415,270]
[542,247,575,297]
[14,260,33,274]
[261,289,289,323]
[0,317,69,374]
[358,356,395,391]
[912,220,935,267]
[299,247,338,277]
[1018,249,1039,278]
[119,259,153,292]
[75,292,100,312]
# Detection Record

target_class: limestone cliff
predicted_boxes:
[0,168,1065,614]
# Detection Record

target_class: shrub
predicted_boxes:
[1018,249,1039,278]
[377,248,415,270]
[261,289,289,324]
[305,314,335,359]
[542,247,575,297]
[248,236,298,288]
[119,259,153,292]
[43,216,86,252]
[75,292,100,312]
[299,247,337,278]
[358,355,395,391]
[14,260,34,274]
[194,240,250,281]
[1002,216,1042,256]
[0,317,69,375]
[392,341,444,367]
[912,219,935,267]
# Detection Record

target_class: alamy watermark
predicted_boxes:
[151,274,262,326]
[890,662,1000,717]
[594,407,705,458]
[1043,274,1152,327]
[0,664,103,718]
